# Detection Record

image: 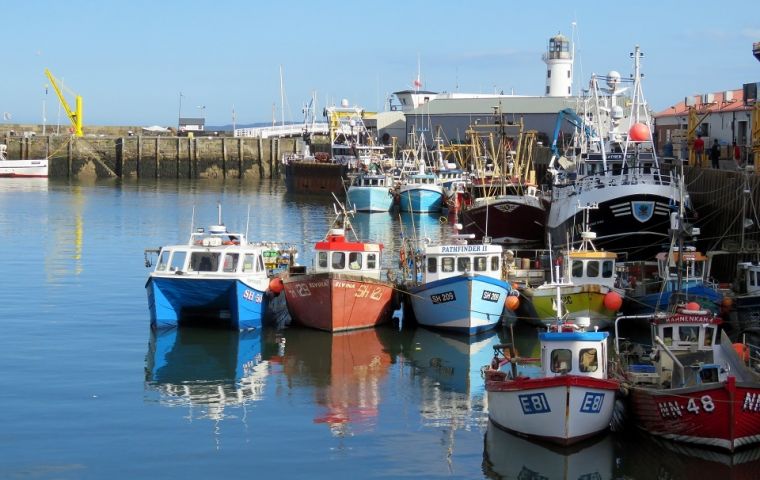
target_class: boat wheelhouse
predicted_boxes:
[398,172,444,213]
[346,171,394,213]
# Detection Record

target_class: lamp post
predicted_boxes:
[177,92,183,132]
[197,105,206,132]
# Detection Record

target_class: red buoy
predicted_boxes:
[603,291,622,311]
[269,277,284,295]
[685,301,701,311]
[629,122,650,142]
[506,295,520,311]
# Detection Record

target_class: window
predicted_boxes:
[679,326,699,342]
[567,70,571,78]
[332,252,345,269]
[169,251,187,272]
[704,326,715,347]
[572,260,584,278]
[547,70,551,78]
[427,257,437,273]
[587,261,599,277]
[474,256,487,272]
[457,257,471,272]
[491,256,500,271]
[190,252,220,272]
[223,253,239,273]
[349,252,362,270]
[579,348,598,372]
[243,254,255,272]
[367,253,377,269]
[441,257,455,273]
[663,326,673,345]
[551,349,572,373]
[157,251,170,271]
[318,252,328,268]
[257,255,265,272]
[546,86,550,95]
[602,260,614,278]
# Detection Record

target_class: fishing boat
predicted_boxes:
[614,299,760,452]
[546,46,682,261]
[484,313,620,445]
[397,171,444,213]
[345,170,395,212]
[281,200,396,332]
[0,144,48,177]
[144,205,293,330]
[460,118,548,247]
[282,101,388,195]
[519,205,624,330]
[401,231,518,334]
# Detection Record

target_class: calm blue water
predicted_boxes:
[1,178,759,479]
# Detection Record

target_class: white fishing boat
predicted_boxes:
[0,144,48,178]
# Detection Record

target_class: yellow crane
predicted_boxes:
[44,68,83,137]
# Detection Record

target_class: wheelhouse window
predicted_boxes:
[679,326,699,342]
[169,251,186,272]
[157,250,170,271]
[318,252,328,268]
[243,254,255,272]
[367,253,377,269]
[491,256,500,271]
[223,253,239,273]
[704,326,715,347]
[349,252,362,270]
[551,349,572,373]
[427,257,437,273]
[587,261,599,278]
[602,260,614,278]
[190,252,220,272]
[332,252,345,269]
[579,348,599,372]
[442,257,455,273]
[572,260,583,278]
[662,326,673,345]
[457,257,471,272]
[474,256,487,272]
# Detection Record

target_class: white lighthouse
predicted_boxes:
[542,33,573,97]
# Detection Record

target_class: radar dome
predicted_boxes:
[341,98,349,107]
[606,71,621,88]
[611,105,624,121]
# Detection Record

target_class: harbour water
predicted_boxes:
[2,178,760,479]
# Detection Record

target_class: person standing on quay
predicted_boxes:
[710,139,720,169]
[733,141,742,169]
[694,134,705,167]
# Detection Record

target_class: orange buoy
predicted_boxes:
[733,343,750,363]
[685,301,701,311]
[721,297,733,309]
[268,277,284,295]
[506,295,520,311]
[603,291,623,311]
[629,122,650,142]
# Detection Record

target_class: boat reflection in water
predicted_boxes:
[617,429,760,480]
[280,326,393,436]
[483,421,614,480]
[145,327,268,421]
[406,328,501,428]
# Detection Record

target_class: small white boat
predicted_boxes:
[145,205,294,330]
[0,144,48,178]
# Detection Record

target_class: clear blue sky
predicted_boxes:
[3,0,758,127]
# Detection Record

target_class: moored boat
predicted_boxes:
[615,301,760,452]
[485,315,620,445]
[282,202,396,332]
[144,205,292,330]
[345,170,395,213]
[398,171,444,213]
[0,144,48,178]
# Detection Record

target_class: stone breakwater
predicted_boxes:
[1,134,328,179]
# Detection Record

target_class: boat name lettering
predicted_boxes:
[481,290,501,302]
[519,393,551,414]
[431,291,456,304]
[580,392,605,413]
[440,245,487,253]
[242,290,263,303]
[295,284,312,297]
[743,393,760,412]
[335,281,356,289]
[657,395,715,418]
[308,280,330,288]
[668,314,715,323]
[353,284,384,301]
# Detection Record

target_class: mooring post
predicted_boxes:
[67,138,73,178]
[155,137,160,179]
[137,135,142,178]
[238,138,243,179]
[222,137,227,179]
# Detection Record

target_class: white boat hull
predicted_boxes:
[0,159,49,178]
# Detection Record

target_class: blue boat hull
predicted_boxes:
[633,283,723,313]
[409,275,509,334]
[146,277,269,330]
[347,186,394,212]
[399,188,443,213]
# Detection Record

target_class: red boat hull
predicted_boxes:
[282,273,394,332]
[629,376,760,451]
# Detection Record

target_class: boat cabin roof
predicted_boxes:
[568,250,617,260]
[314,228,383,253]
[538,329,609,379]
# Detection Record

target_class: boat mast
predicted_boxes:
[279,65,285,127]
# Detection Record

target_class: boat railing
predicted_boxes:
[553,169,677,201]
